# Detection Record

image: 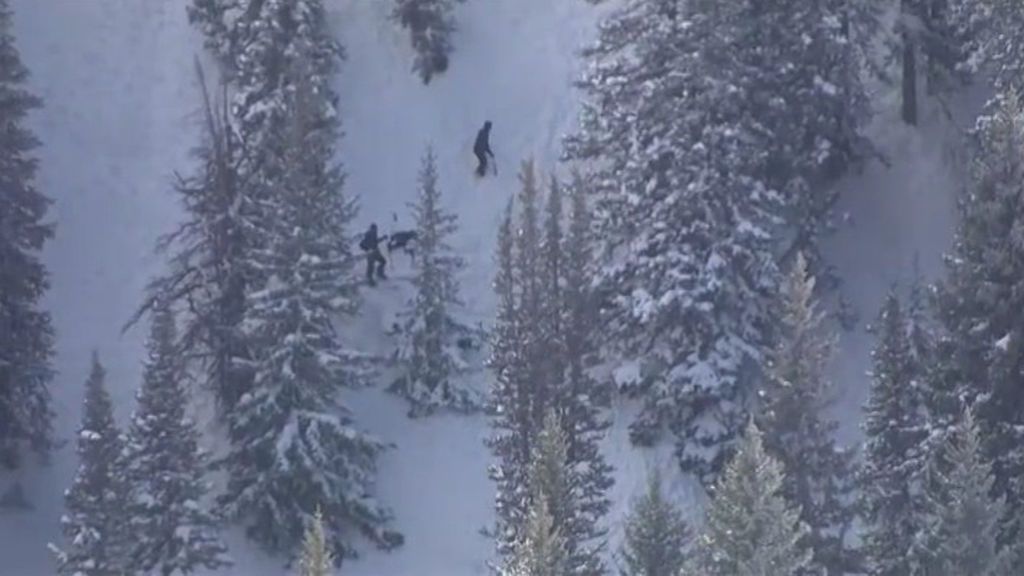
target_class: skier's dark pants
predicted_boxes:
[366,249,386,282]
[475,150,488,176]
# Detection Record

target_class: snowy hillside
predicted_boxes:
[0,0,986,574]
[2,1,198,574]
[824,84,989,442]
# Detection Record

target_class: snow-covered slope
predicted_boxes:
[0,0,984,574]
[823,87,989,443]
[2,1,197,574]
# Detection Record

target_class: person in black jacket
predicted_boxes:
[360,223,387,285]
[473,120,494,177]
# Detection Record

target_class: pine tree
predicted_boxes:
[932,91,1024,546]
[171,0,346,413]
[391,0,462,84]
[691,420,812,576]
[489,166,613,571]
[133,61,253,417]
[123,302,231,575]
[219,62,401,559]
[894,0,977,125]
[182,1,398,558]
[487,160,550,560]
[540,175,565,401]
[186,0,235,66]
[913,408,1019,575]
[298,507,335,576]
[502,497,569,576]
[515,160,548,430]
[188,0,344,172]
[488,184,534,562]
[968,0,1024,96]
[489,162,551,561]
[52,354,130,576]
[756,252,859,574]
[721,0,874,255]
[0,0,56,469]
[569,0,879,482]
[527,411,573,547]
[501,411,575,576]
[557,172,614,574]
[566,0,783,483]
[619,471,689,576]
[525,410,601,576]
[390,148,477,416]
[861,290,928,576]
[906,258,935,370]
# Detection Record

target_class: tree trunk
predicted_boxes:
[926,0,945,95]
[902,30,918,126]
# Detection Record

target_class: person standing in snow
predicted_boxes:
[360,223,388,285]
[474,120,495,177]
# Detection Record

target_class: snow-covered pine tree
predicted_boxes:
[299,507,335,576]
[540,175,565,400]
[619,471,689,576]
[894,0,977,124]
[527,411,573,552]
[691,420,812,576]
[186,0,236,67]
[489,161,557,562]
[488,196,530,563]
[489,165,614,571]
[906,258,935,370]
[0,0,56,470]
[557,172,613,572]
[174,0,347,410]
[390,147,476,416]
[52,353,130,576]
[499,410,576,576]
[931,91,1024,546]
[123,302,231,575]
[502,496,568,576]
[967,0,1024,96]
[219,60,400,559]
[515,160,549,430]
[861,290,928,576]
[756,252,859,575]
[565,0,782,485]
[912,407,1020,575]
[526,410,602,576]
[188,0,343,173]
[391,0,462,84]
[721,0,873,261]
[133,60,253,416]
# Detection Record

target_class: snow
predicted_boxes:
[0,0,994,575]
[612,362,641,389]
[1,1,199,574]
[822,83,990,442]
[995,333,1011,352]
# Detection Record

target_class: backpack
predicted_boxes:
[359,231,373,251]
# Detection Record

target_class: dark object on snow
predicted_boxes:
[390,0,458,85]
[362,224,388,285]
[387,230,419,262]
[836,294,860,333]
[474,121,494,177]
[0,482,33,511]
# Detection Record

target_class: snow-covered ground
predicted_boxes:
[0,0,985,574]
[2,1,197,574]
[823,86,989,443]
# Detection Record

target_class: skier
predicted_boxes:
[474,120,495,177]
[360,223,388,285]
